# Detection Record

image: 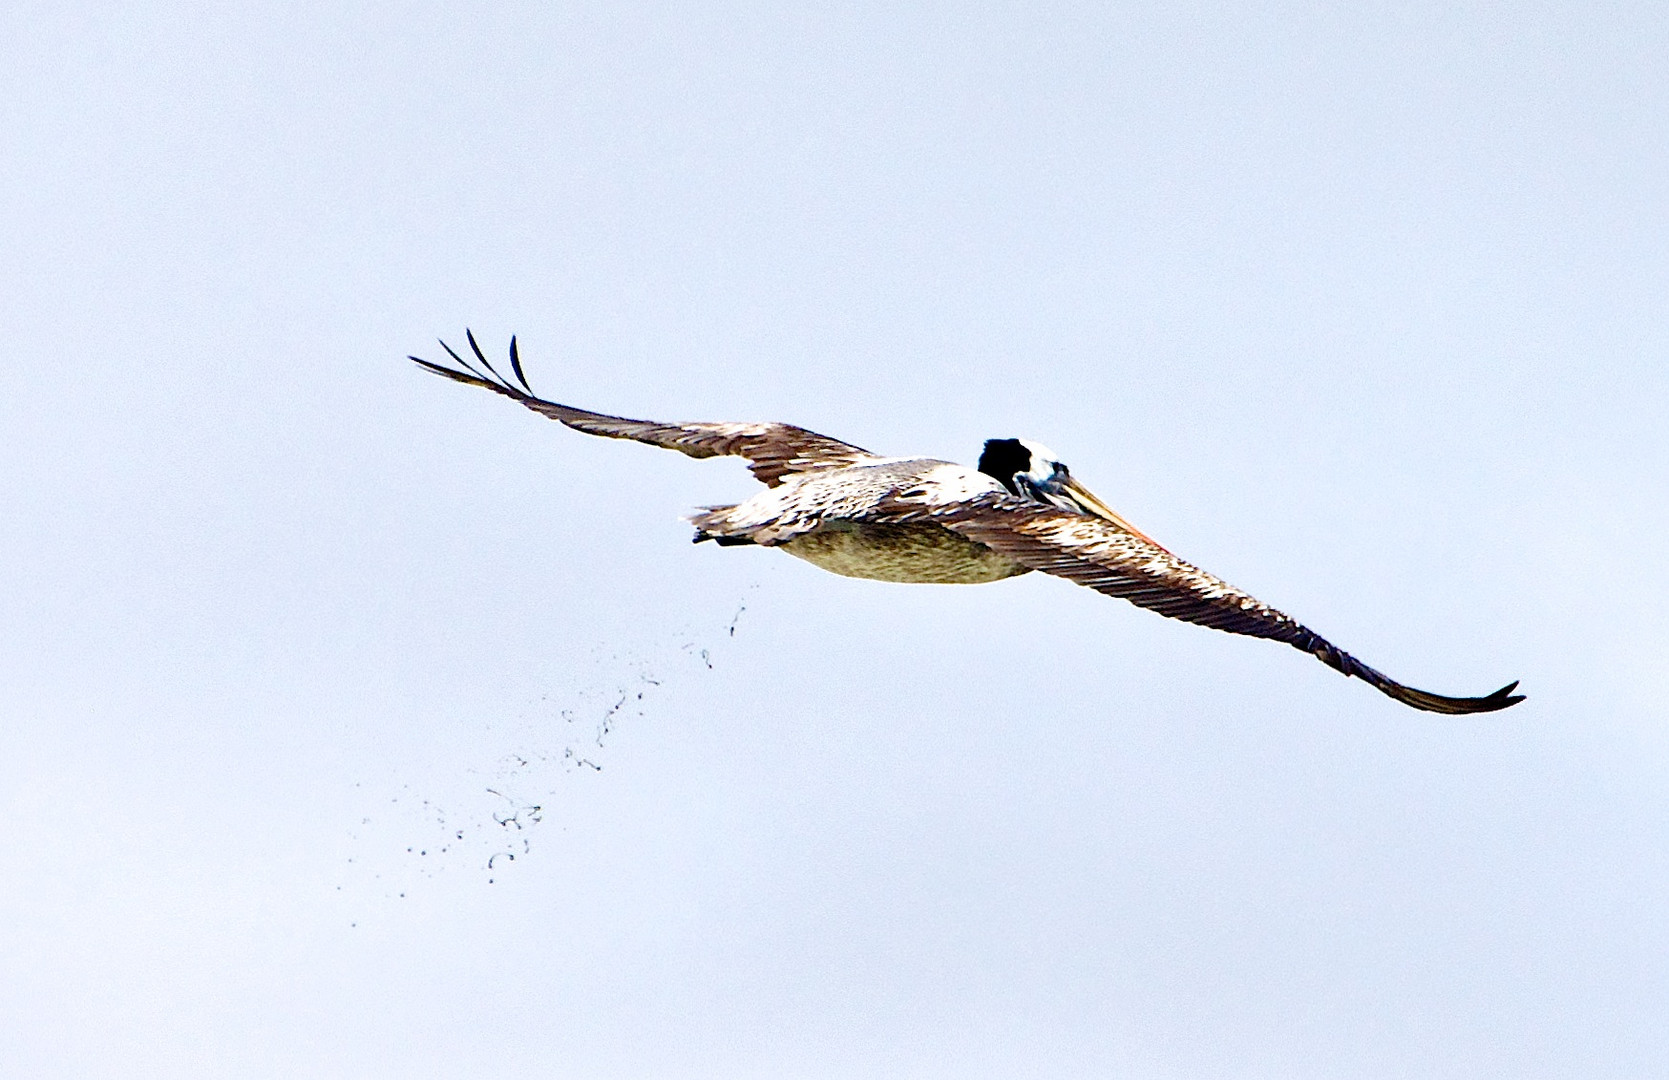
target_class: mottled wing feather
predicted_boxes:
[896,495,1523,715]
[411,333,877,487]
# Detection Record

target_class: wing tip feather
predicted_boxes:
[507,335,533,393]
[410,353,490,388]
[411,331,532,401]
[1377,676,1526,715]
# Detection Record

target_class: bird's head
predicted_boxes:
[977,437,1165,549]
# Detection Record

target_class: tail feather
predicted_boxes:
[687,504,756,546]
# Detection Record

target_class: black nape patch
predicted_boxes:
[977,438,1031,495]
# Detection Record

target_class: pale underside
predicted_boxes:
[778,520,1032,584]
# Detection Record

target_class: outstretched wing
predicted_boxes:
[886,493,1523,715]
[411,331,879,487]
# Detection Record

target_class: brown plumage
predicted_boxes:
[412,331,1524,715]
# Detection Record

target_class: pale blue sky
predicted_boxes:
[3,2,1666,1076]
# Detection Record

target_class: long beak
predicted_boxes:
[1058,476,1168,551]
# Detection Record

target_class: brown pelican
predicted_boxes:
[412,332,1524,715]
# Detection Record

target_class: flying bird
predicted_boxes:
[412,332,1524,715]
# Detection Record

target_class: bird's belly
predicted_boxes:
[778,521,1031,584]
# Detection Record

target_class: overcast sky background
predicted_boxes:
[3,2,1667,1077]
